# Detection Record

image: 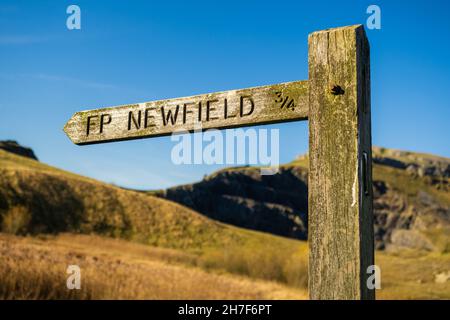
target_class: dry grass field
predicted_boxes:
[1,233,448,300]
[0,233,307,300]
[376,250,450,299]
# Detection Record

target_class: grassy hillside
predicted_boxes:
[0,147,449,299]
[0,149,225,249]
[0,148,288,250]
[0,149,309,288]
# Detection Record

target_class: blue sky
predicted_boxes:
[1,0,449,189]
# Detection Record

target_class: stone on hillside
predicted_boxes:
[388,229,435,251]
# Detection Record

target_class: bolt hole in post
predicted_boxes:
[330,85,345,95]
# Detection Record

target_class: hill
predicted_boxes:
[0,142,448,299]
[159,147,450,252]
[0,146,301,250]
[0,147,310,290]
[0,148,226,249]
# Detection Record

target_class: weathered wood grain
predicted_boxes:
[308,25,374,300]
[64,81,308,145]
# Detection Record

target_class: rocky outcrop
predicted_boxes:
[373,146,450,179]
[0,140,38,160]
[161,167,309,239]
[373,182,449,250]
[160,147,450,251]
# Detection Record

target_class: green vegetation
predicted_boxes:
[0,148,449,299]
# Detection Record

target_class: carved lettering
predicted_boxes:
[128,110,141,130]
[86,115,98,136]
[206,99,219,121]
[183,102,195,124]
[144,108,156,128]
[161,105,180,126]
[240,96,254,117]
[64,80,308,145]
[100,114,111,133]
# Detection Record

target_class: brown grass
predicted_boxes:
[1,206,31,234]
[376,249,450,299]
[0,233,307,300]
[1,233,449,300]
[199,240,308,288]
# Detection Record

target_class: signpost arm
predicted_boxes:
[308,25,374,300]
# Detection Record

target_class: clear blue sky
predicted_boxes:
[1,0,449,189]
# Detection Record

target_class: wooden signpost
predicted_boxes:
[64,24,374,300]
[64,81,308,145]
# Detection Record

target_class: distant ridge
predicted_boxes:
[0,141,448,253]
[159,147,450,252]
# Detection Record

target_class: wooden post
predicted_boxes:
[308,25,374,299]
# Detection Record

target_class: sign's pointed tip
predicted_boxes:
[63,121,69,135]
[63,113,80,145]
